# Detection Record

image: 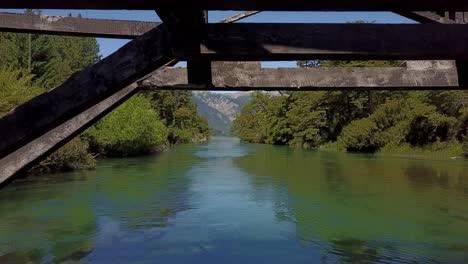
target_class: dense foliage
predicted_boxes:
[233,60,468,159]
[147,90,211,144]
[0,69,42,116]
[84,95,168,157]
[0,10,210,174]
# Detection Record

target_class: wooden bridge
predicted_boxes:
[0,1,467,185]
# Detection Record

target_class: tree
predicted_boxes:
[0,69,42,117]
[146,90,211,144]
[84,95,168,157]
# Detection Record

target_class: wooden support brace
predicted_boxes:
[0,24,175,185]
[0,84,139,186]
[396,11,457,24]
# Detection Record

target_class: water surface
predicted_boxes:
[1,137,468,263]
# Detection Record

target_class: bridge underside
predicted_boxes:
[0,3,467,185]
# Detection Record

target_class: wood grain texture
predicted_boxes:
[0,12,159,38]
[142,63,460,91]
[173,23,468,61]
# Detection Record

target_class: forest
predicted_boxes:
[0,11,211,174]
[233,60,468,159]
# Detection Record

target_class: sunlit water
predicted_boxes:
[1,137,468,263]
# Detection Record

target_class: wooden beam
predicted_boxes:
[396,11,457,24]
[141,63,460,91]
[395,12,468,89]
[0,24,174,169]
[0,12,159,38]
[217,11,260,24]
[2,0,468,11]
[173,23,468,61]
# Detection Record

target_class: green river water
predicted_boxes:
[1,137,468,263]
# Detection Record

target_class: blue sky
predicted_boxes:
[2,10,415,68]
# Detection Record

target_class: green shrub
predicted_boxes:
[169,106,211,144]
[85,95,168,157]
[338,118,384,152]
[405,110,456,146]
[31,138,96,174]
[0,69,42,117]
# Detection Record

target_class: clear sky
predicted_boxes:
[2,9,415,68]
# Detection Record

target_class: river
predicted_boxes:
[1,137,468,263]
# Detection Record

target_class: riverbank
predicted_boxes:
[233,91,468,161]
[319,140,467,161]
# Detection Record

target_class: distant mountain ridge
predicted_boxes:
[191,91,252,135]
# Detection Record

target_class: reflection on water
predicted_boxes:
[0,137,468,263]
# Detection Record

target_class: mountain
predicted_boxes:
[192,91,252,135]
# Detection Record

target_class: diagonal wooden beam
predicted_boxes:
[0,12,159,38]
[2,0,468,11]
[0,24,174,184]
[217,11,261,24]
[173,23,468,61]
[141,62,460,91]
[0,84,140,186]
[396,11,457,24]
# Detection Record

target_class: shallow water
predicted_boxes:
[1,137,468,263]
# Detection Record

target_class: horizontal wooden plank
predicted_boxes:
[0,11,260,39]
[0,12,159,38]
[217,11,260,24]
[2,0,467,11]
[173,23,468,61]
[141,64,460,91]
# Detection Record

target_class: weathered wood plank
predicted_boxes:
[217,11,260,24]
[0,11,260,40]
[0,12,159,38]
[141,64,460,91]
[173,23,468,61]
[2,0,468,11]
[396,11,457,24]
[0,24,174,161]
[0,84,139,186]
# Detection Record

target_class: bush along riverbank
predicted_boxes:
[31,91,210,174]
[0,12,211,175]
[232,60,468,160]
